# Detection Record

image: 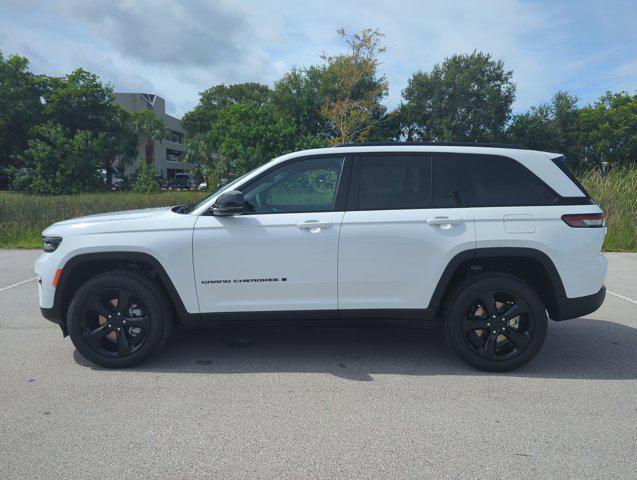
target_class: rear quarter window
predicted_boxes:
[551,156,591,198]
[454,154,559,207]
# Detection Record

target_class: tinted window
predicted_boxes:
[242,156,344,214]
[457,154,558,207]
[433,155,467,208]
[357,155,432,210]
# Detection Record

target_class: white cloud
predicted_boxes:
[0,0,634,118]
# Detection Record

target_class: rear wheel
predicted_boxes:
[444,273,547,371]
[67,271,172,368]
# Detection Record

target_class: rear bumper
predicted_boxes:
[553,286,606,321]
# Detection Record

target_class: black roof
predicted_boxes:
[335,141,526,149]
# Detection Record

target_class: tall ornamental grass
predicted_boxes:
[0,168,635,251]
[0,191,208,248]
[580,166,637,252]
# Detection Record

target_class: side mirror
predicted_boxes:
[211,190,244,216]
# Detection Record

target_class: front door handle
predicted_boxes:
[426,217,463,227]
[296,221,333,230]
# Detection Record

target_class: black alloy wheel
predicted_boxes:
[444,273,548,372]
[79,288,150,358]
[462,290,534,361]
[67,271,172,368]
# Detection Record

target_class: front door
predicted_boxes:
[193,155,348,313]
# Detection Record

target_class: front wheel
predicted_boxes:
[444,273,547,372]
[66,270,172,368]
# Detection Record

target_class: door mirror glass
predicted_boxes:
[211,190,244,216]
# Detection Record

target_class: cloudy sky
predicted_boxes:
[1,0,635,118]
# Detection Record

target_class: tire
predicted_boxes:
[443,273,547,372]
[66,270,172,368]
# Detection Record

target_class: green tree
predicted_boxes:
[204,101,296,176]
[186,102,297,184]
[42,68,118,135]
[130,109,167,165]
[0,52,47,169]
[577,91,637,167]
[42,68,139,184]
[97,108,139,186]
[12,123,103,194]
[507,91,581,165]
[182,83,271,135]
[272,66,333,138]
[319,28,390,144]
[184,132,219,184]
[402,51,515,142]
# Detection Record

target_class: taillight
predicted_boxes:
[561,213,605,228]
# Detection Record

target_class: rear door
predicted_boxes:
[338,153,476,313]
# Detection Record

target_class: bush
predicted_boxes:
[11,123,103,194]
[132,159,160,193]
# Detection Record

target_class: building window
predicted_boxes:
[166,149,182,162]
[166,130,184,144]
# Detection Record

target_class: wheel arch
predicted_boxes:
[52,252,191,333]
[429,247,566,320]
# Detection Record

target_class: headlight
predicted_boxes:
[42,236,63,252]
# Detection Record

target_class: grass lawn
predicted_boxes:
[0,191,208,249]
[0,167,634,251]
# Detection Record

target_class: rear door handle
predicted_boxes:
[296,221,333,230]
[426,217,463,227]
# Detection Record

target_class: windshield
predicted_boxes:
[177,172,252,214]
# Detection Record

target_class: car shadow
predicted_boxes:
[73,317,637,381]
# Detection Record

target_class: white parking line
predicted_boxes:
[0,277,37,292]
[608,290,637,305]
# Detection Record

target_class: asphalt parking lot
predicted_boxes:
[0,250,635,479]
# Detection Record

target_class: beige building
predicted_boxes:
[113,93,191,181]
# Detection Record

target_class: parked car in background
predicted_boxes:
[167,173,194,191]
[111,175,124,190]
[98,169,125,190]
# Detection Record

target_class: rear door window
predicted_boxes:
[432,155,467,208]
[355,154,432,210]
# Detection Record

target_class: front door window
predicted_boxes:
[241,157,345,214]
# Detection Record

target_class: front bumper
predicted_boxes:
[553,285,606,321]
[40,306,58,322]
[40,307,67,335]
[35,250,67,335]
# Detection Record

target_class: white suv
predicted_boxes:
[35,143,607,371]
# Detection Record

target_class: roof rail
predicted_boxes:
[334,141,526,149]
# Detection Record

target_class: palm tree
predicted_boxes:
[130,110,167,165]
